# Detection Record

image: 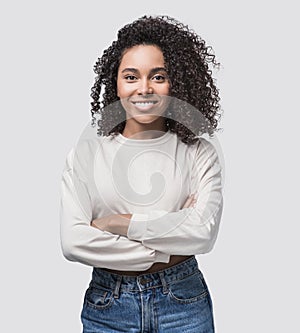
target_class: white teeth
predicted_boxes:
[134,102,156,106]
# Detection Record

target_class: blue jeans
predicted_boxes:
[81,256,215,332]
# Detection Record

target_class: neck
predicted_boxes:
[122,118,167,140]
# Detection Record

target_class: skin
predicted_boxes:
[91,45,197,274]
[117,44,171,139]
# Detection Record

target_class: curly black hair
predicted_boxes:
[90,15,222,145]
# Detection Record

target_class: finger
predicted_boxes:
[188,196,198,208]
[182,194,195,209]
[191,198,197,207]
[188,197,197,207]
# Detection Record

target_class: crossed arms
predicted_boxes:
[60,139,223,270]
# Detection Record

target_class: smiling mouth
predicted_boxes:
[131,100,159,111]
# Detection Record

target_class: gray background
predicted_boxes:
[1,0,299,332]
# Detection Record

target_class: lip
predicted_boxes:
[131,100,159,112]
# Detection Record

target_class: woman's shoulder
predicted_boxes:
[63,138,101,172]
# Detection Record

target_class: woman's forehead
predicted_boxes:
[119,45,165,69]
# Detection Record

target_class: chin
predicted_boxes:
[132,115,161,124]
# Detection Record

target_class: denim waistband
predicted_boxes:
[90,256,201,297]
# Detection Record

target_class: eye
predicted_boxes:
[124,75,138,81]
[152,74,167,82]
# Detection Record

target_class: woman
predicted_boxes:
[60,15,223,332]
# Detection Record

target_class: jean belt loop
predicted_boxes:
[158,271,169,294]
[113,276,122,299]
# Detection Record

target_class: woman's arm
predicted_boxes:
[125,139,223,255]
[91,194,198,235]
[97,139,223,256]
[59,149,170,270]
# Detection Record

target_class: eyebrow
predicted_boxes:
[121,67,167,75]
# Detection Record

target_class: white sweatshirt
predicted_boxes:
[59,130,223,271]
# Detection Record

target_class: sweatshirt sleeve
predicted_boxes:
[127,139,223,255]
[59,148,170,270]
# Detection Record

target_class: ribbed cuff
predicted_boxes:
[127,213,148,241]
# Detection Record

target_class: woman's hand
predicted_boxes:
[91,215,111,231]
[182,192,198,209]
[91,193,197,236]
[91,214,132,236]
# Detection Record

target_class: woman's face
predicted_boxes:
[117,44,170,125]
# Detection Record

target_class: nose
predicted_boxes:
[137,79,153,95]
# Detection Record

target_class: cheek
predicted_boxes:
[116,76,127,97]
[116,81,132,98]
[117,85,129,98]
[116,78,121,97]
[162,83,170,95]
